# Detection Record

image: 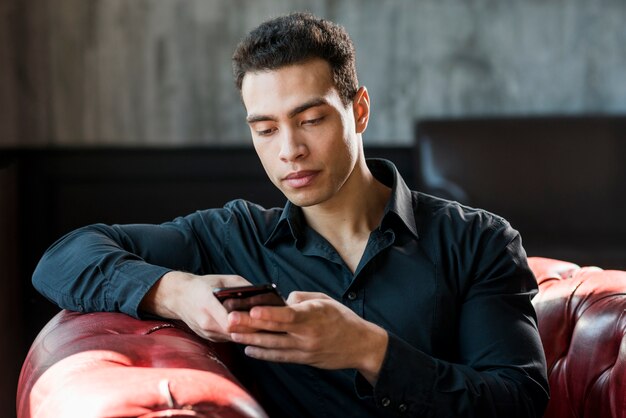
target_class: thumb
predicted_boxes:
[286,291,331,304]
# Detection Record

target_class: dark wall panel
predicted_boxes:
[414,116,626,269]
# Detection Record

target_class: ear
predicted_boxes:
[352,86,370,134]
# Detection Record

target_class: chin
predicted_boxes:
[286,196,317,208]
[284,191,326,208]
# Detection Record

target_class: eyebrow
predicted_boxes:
[246,97,329,124]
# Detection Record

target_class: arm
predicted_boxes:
[32,211,251,340]
[32,223,182,316]
[365,225,549,417]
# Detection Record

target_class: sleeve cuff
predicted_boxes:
[355,332,437,415]
[111,262,173,318]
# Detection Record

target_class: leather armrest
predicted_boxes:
[529,257,626,418]
[17,310,267,418]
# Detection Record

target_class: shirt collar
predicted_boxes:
[264,199,305,247]
[368,158,419,240]
[264,158,418,247]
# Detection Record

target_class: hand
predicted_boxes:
[227,291,389,385]
[140,271,253,341]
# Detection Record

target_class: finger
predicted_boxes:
[220,275,254,287]
[224,309,262,332]
[191,326,230,342]
[243,346,310,364]
[286,291,330,304]
[248,305,296,322]
[229,310,292,332]
[207,299,231,330]
[206,333,230,343]
[230,331,293,348]
[226,323,259,333]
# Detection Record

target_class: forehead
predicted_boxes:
[241,58,341,114]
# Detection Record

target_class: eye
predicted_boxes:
[256,127,277,137]
[302,116,324,126]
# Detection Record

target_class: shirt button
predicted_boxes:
[381,397,391,407]
[347,291,357,300]
[398,403,407,413]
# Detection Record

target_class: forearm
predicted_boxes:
[31,221,207,316]
[361,333,548,417]
[32,225,171,316]
[356,263,548,416]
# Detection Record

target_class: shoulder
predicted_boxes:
[417,192,508,228]
[414,192,518,249]
[191,199,284,240]
[415,193,532,291]
[226,199,283,223]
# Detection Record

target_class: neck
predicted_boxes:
[302,159,391,244]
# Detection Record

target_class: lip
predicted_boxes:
[282,170,319,188]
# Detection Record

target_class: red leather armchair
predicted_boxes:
[16,312,267,418]
[529,258,626,418]
[17,257,626,417]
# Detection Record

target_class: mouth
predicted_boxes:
[282,170,319,189]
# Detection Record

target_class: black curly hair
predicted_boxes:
[232,12,359,106]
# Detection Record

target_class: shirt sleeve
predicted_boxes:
[32,208,232,318]
[356,220,549,417]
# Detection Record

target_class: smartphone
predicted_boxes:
[212,283,286,312]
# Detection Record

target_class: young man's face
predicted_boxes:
[241,58,368,208]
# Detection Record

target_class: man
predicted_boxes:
[33,12,549,417]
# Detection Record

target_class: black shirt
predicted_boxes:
[33,159,549,417]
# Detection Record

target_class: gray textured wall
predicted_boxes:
[2,0,626,146]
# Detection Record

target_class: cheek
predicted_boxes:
[252,142,277,177]
[329,122,358,161]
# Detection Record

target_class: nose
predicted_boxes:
[278,129,307,162]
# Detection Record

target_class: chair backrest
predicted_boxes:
[414,116,626,269]
[528,257,626,418]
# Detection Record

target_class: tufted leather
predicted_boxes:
[529,257,626,418]
[17,257,626,417]
[16,311,267,418]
